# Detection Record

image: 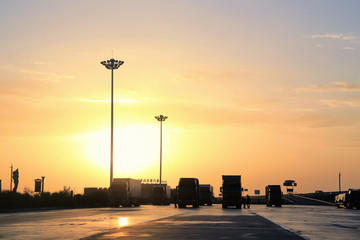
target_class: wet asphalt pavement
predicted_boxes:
[0,205,359,239]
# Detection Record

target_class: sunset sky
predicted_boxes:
[1,1,360,195]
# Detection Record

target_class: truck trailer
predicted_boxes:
[335,189,360,209]
[177,178,200,208]
[265,185,282,207]
[152,184,171,205]
[199,184,214,206]
[221,175,242,209]
[109,178,141,207]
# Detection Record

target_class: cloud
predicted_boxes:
[311,33,358,40]
[19,69,75,82]
[79,98,139,104]
[289,108,316,112]
[295,81,360,93]
[320,99,360,107]
[344,47,355,50]
[33,61,47,65]
[1,64,75,82]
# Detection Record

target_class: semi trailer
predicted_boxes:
[152,184,171,205]
[109,178,141,207]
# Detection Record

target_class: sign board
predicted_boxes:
[34,179,42,192]
[283,180,296,186]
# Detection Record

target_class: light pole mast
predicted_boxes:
[101,58,124,186]
[155,115,168,184]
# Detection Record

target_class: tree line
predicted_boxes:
[0,187,109,210]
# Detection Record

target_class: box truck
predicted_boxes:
[109,178,141,207]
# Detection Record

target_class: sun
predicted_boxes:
[79,124,159,176]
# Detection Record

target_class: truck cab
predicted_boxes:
[177,178,200,208]
[265,185,282,207]
[199,184,214,206]
[221,175,242,209]
[335,189,360,209]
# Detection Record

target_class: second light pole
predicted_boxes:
[155,115,168,184]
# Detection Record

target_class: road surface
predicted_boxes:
[0,205,359,239]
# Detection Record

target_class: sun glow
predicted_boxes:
[78,124,159,176]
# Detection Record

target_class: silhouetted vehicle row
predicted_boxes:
[265,185,282,207]
[221,175,242,209]
[109,178,141,207]
[335,189,360,209]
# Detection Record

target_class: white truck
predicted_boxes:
[109,178,141,207]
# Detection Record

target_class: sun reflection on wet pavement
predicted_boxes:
[118,217,129,227]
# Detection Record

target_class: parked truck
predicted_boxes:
[109,178,141,207]
[221,175,242,209]
[335,189,360,209]
[177,178,200,208]
[199,184,214,206]
[152,184,171,205]
[265,185,282,207]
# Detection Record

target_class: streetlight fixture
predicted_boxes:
[101,58,124,186]
[155,115,168,184]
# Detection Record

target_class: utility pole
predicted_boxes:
[41,176,45,194]
[101,58,124,186]
[339,172,341,193]
[10,164,13,191]
[155,115,168,184]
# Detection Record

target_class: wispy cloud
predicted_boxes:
[33,61,47,65]
[289,108,316,112]
[79,98,139,104]
[320,99,360,107]
[344,47,355,50]
[311,33,358,40]
[1,64,75,82]
[295,81,360,93]
[19,69,75,82]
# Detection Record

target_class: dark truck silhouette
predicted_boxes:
[221,175,242,209]
[335,189,360,209]
[177,178,200,208]
[265,185,282,207]
[109,178,141,207]
[152,184,171,205]
[199,184,214,206]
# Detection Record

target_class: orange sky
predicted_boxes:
[1,1,360,195]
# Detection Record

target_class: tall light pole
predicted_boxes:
[155,115,168,184]
[101,58,124,186]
